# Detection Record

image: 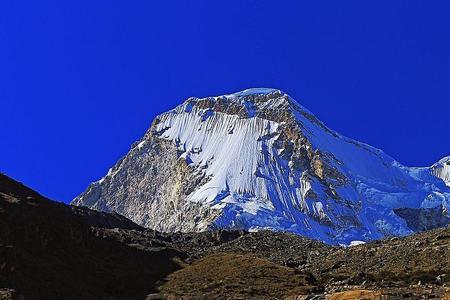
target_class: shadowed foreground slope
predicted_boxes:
[0,174,181,300]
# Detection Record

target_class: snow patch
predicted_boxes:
[349,240,366,247]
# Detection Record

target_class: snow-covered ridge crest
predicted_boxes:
[73,88,450,245]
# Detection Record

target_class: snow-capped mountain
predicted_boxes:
[72,88,450,245]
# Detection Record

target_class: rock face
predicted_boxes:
[72,88,450,244]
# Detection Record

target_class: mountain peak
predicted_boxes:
[73,90,450,245]
[226,88,283,97]
[171,88,337,147]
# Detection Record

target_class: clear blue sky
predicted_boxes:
[1,1,449,203]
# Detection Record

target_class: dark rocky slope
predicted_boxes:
[0,173,181,300]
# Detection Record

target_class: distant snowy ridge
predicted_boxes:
[72,88,450,245]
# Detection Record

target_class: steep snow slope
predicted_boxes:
[72,89,450,244]
[432,156,450,187]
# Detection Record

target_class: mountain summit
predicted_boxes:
[72,89,450,244]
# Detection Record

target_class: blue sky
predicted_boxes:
[1,1,449,202]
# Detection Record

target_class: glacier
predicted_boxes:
[72,88,450,245]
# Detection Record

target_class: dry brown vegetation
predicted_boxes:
[161,253,313,299]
